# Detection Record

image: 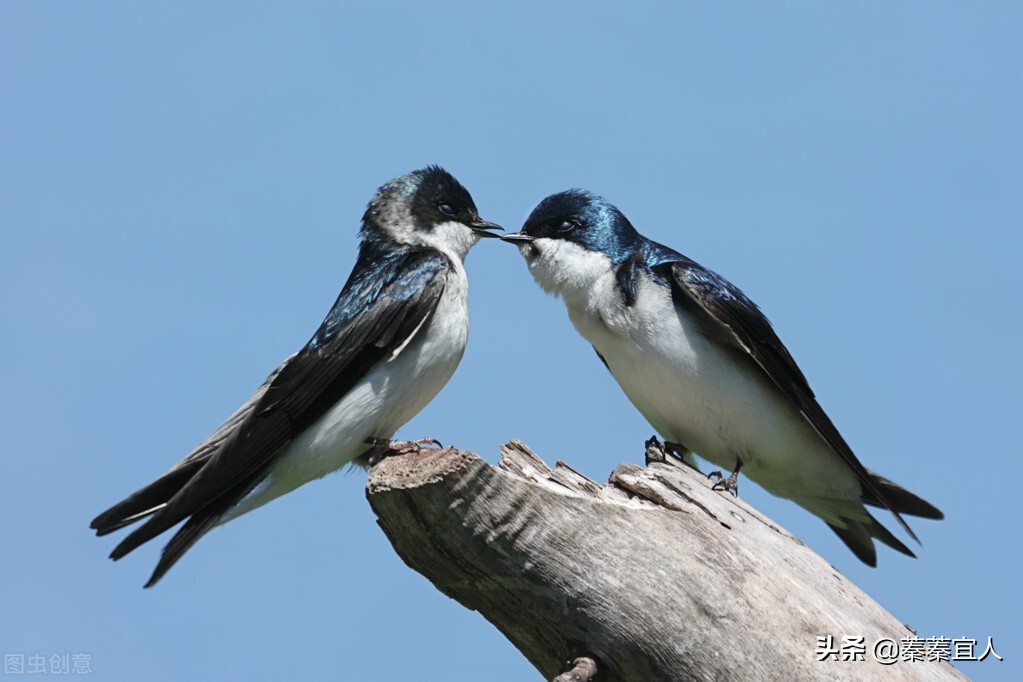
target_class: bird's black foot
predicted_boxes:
[645,436,702,471]
[666,440,704,471]
[664,440,687,461]
[644,436,668,464]
[364,436,443,466]
[708,467,741,496]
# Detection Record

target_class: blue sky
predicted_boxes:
[2,2,1019,680]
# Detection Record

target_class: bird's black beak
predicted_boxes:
[500,232,535,244]
[469,218,504,238]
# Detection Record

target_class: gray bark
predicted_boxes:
[366,440,966,682]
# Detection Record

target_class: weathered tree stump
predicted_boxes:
[366,440,965,681]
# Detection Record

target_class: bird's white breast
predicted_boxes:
[520,238,861,512]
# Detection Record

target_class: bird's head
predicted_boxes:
[362,166,502,260]
[502,190,641,295]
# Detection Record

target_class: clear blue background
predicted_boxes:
[2,2,1019,680]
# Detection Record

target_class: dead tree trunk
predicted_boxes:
[365,440,965,682]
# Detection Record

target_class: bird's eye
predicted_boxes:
[558,219,580,233]
[438,203,455,216]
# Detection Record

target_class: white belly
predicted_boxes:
[569,272,862,513]
[222,271,470,522]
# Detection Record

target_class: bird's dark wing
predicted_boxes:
[663,258,918,541]
[90,355,294,535]
[94,247,452,585]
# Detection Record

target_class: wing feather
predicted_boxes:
[665,259,918,542]
[94,247,451,584]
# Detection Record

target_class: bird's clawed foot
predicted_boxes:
[708,467,741,496]
[664,440,694,464]
[364,436,444,466]
[644,436,668,464]
[644,435,701,471]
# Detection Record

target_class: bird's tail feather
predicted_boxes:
[90,357,289,586]
[861,469,944,520]
[142,502,231,588]
[96,465,246,587]
[90,459,205,536]
[828,512,915,567]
